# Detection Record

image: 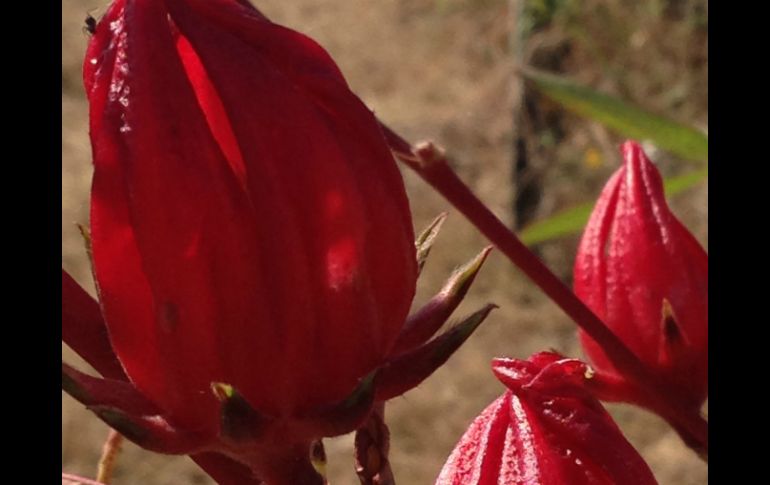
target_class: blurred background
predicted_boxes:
[62,0,708,483]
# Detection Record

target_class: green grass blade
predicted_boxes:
[520,168,708,245]
[522,68,708,162]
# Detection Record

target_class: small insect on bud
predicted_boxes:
[83,13,97,35]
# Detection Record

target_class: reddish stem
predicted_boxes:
[355,404,395,485]
[234,442,324,485]
[380,125,707,458]
[96,430,123,484]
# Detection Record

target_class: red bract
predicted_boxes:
[437,352,658,485]
[574,141,708,411]
[63,0,494,483]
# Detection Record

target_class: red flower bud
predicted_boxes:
[437,352,657,485]
[87,0,416,426]
[65,0,494,481]
[574,141,708,409]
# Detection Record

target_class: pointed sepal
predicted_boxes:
[62,270,126,380]
[415,212,448,275]
[295,370,378,438]
[91,406,208,454]
[63,364,207,454]
[62,363,157,415]
[658,299,691,368]
[377,304,496,401]
[393,247,492,354]
[211,382,273,443]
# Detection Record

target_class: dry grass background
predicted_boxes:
[62,0,708,483]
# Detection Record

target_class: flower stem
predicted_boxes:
[355,404,395,485]
[238,442,325,485]
[96,430,123,484]
[380,124,707,458]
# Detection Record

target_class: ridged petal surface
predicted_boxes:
[437,352,657,485]
[85,0,416,432]
[574,141,708,403]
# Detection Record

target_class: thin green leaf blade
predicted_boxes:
[520,168,708,245]
[663,167,709,194]
[522,68,708,162]
[519,203,593,246]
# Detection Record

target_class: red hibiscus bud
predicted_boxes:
[437,352,657,485]
[87,0,417,430]
[65,0,494,481]
[573,141,708,410]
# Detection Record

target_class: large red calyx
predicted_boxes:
[86,0,417,427]
[64,0,494,481]
[436,352,658,485]
[573,141,708,411]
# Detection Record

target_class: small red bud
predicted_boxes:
[437,352,658,485]
[574,141,708,408]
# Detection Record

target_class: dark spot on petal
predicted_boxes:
[159,302,180,334]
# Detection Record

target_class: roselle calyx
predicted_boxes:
[574,141,708,413]
[62,0,494,483]
[437,352,658,485]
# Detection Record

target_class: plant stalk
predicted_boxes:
[379,124,707,458]
[96,430,124,484]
